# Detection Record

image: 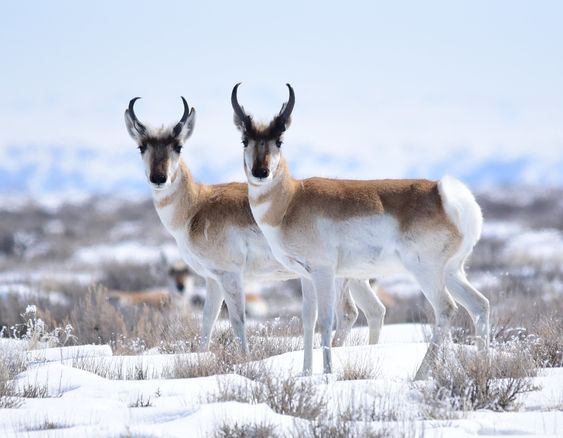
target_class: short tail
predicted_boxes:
[438,176,482,265]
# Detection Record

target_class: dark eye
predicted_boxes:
[276,140,282,148]
[173,144,183,154]
[242,139,248,148]
[138,144,147,154]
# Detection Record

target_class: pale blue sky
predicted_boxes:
[0,1,562,193]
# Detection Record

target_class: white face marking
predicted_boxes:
[142,146,182,191]
[244,139,281,186]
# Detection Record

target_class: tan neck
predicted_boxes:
[249,158,298,227]
[153,159,203,230]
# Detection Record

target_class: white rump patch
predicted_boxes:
[438,175,483,258]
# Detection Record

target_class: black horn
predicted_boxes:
[278,83,295,122]
[173,96,191,137]
[128,97,147,135]
[231,83,252,129]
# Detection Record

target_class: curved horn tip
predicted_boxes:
[180,96,189,109]
[232,82,242,95]
[128,96,141,109]
[285,83,294,96]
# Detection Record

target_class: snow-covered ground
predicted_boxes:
[1,324,561,437]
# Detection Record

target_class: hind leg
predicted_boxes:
[405,261,458,380]
[333,279,358,347]
[348,279,386,344]
[446,267,490,350]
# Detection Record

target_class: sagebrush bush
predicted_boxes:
[529,314,563,368]
[291,396,396,438]
[215,422,279,438]
[422,342,538,414]
[72,357,155,380]
[0,347,27,408]
[68,285,127,345]
[207,365,326,420]
[65,284,200,354]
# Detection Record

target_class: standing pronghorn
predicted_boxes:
[123,97,384,364]
[231,84,490,378]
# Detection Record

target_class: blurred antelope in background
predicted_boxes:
[106,261,194,308]
[231,83,490,379]
[124,97,384,365]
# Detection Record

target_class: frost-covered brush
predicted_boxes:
[124,97,383,361]
[231,83,490,378]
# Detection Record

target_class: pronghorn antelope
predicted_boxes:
[124,97,384,363]
[106,262,195,308]
[107,261,269,317]
[231,83,490,378]
[169,262,270,318]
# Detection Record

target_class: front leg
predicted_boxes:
[300,278,317,375]
[200,277,224,351]
[216,272,249,355]
[310,268,337,374]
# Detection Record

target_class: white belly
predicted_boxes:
[258,215,404,278]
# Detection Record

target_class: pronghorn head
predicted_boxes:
[124,97,196,190]
[231,83,295,185]
[168,262,192,295]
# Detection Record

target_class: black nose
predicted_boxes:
[150,174,167,185]
[176,282,185,293]
[252,167,269,179]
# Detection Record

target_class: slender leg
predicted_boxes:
[300,278,318,374]
[348,279,386,344]
[333,279,358,347]
[217,272,249,355]
[200,277,224,351]
[446,268,490,350]
[406,263,457,380]
[311,268,337,374]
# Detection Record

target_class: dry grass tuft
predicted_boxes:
[421,341,539,414]
[19,382,50,398]
[529,314,563,368]
[24,419,72,432]
[215,421,279,438]
[128,394,153,408]
[0,347,27,408]
[337,355,379,381]
[71,357,154,380]
[291,402,394,438]
[207,365,325,421]
[68,285,128,346]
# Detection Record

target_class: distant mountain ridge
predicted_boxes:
[0,144,561,195]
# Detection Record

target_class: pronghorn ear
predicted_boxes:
[233,110,251,134]
[270,112,291,138]
[124,109,145,143]
[174,107,196,142]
